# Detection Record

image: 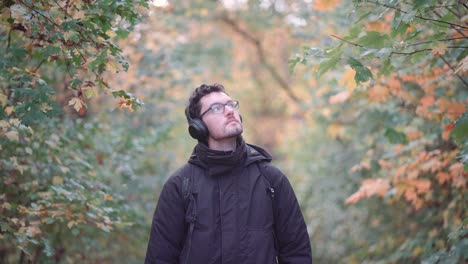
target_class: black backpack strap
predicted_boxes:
[255,161,279,252]
[181,164,198,264]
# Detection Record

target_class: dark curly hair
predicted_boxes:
[187,83,226,119]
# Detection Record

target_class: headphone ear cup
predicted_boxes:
[188,118,208,141]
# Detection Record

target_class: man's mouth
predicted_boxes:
[226,119,238,125]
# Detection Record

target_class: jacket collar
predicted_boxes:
[188,136,272,176]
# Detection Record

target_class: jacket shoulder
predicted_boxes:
[255,161,287,187]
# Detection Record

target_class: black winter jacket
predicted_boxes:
[145,138,312,264]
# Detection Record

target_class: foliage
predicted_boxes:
[291,0,468,262]
[0,0,151,262]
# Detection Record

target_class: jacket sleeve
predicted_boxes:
[273,168,312,264]
[145,174,186,264]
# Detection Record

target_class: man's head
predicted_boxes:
[186,83,243,149]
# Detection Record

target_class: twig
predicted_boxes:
[331,34,432,55]
[32,59,46,73]
[330,34,364,48]
[408,37,468,47]
[220,15,301,104]
[18,0,60,28]
[439,55,468,88]
[367,0,468,30]
[432,9,466,37]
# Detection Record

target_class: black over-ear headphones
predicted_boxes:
[185,106,209,141]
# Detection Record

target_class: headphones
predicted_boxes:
[185,105,243,141]
[185,106,209,141]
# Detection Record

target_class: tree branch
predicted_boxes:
[367,0,468,30]
[439,55,468,88]
[219,15,301,104]
[408,37,468,47]
[432,9,466,37]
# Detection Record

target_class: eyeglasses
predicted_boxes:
[200,101,239,118]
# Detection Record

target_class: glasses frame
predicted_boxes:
[200,100,239,118]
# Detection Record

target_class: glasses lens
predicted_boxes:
[211,103,224,114]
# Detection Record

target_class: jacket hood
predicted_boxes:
[188,136,272,171]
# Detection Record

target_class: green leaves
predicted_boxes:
[348,57,372,84]
[452,111,468,146]
[357,31,391,49]
[384,127,409,145]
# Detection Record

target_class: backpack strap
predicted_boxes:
[181,164,198,264]
[255,161,279,252]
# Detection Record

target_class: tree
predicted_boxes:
[291,0,467,262]
[0,0,149,262]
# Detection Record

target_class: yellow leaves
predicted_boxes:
[313,0,341,11]
[345,178,390,205]
[53,176,64,185]
[2,202,12,210]
[68,97,87,113]
[40,103,53,113]
[328,91,350,104]
[0,92,7,107]
[339,67,357,92]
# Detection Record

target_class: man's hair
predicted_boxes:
[188,83,226,119]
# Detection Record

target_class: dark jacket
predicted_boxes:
[145,138,312,264]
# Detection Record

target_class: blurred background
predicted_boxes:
[1,0,467,263]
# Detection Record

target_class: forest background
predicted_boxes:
[1,0,467,263]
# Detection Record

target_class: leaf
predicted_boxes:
[68,97,86,112]
[5,131,19,141]
[357,31,391,48]
[0,92,7,107]
[345,178,390,205]
[451,111,468,145]
[347,57,372,84]
[384,128,409,145]
[317,57,340,79]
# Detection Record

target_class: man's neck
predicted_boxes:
[208,137,237,152]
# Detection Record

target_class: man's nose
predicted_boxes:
[224,105,235,115]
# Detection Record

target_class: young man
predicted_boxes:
[145,83,312,264]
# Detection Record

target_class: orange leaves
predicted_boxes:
[436,98,466,121]
[345,178,390,205]
[395,179,431,210]
[313,0,341,11]
[347,148,464,210]
[448,163,467,188]
[367,84,389,102]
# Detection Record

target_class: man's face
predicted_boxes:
[200,92,243,143]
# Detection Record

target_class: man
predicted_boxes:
[145,83,312,264]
